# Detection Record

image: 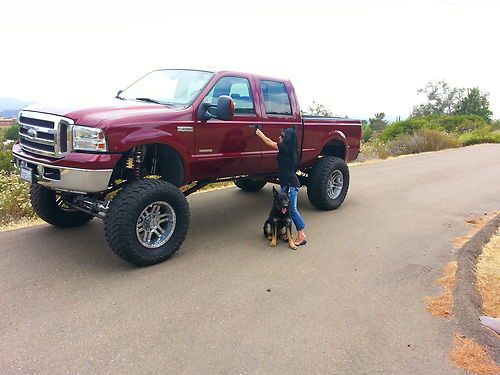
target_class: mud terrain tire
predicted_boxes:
[104,179,190,266]
[307,156,350,210]
[30,184,93,228]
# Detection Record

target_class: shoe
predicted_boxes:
[294,239,307,246]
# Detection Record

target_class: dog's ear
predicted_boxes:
[273,186,278,196]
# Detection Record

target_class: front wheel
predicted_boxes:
[104,179,190,266]
[307,156,350,210]
[30,184,93,228]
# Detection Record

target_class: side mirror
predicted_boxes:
[198,95,234,122]
[216,95,235,121]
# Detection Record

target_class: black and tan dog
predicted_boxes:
[263,187,297,250]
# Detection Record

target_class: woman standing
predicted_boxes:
[255,127,307,246]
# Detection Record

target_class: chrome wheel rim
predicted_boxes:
[327,170,343,200]
[136,201,176,249]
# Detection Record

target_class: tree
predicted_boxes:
[368,112,388,132]
[454,87,492,123]
[303,101,334,117]
[361,121,373,142]
[411,80,464,117]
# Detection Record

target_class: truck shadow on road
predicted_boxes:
[17,186,354,272]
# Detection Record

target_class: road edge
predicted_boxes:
[453,213,500,363]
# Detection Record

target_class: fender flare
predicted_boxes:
[320,130,348,159]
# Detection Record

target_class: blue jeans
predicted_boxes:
[280,185,306,231]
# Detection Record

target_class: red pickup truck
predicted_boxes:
[12,69,361,266]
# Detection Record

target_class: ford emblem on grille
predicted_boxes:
[27,128,38,138]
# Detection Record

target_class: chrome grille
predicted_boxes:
[18,111,73,158]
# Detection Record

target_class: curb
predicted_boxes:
[453,213,500,362]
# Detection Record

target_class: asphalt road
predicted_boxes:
[1,145,499,375]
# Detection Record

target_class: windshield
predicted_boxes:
[120,69,214,107]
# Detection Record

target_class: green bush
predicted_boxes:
[379,115,489,141]
[0,151,14,172]
[362,124,373,142]
[491,120,500,131]
[3,124,20,141]
[379,118,432,141]
[434,115,488,133]
[458,128,500,146]
[387,129,460,156]
[0,170,35,225]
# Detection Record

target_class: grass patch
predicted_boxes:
[179,180,235,194]
[476,229,500,317]
[425,290,454,318]
[198,181,235,192]
[439,261,458,289]
[450,334,500,375]
[425,261,457,318]
[0,217,45,233]
[358,140,389,162]
[0,171,35,225]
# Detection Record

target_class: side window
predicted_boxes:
[260,80,292,116]
[204,76,255,115]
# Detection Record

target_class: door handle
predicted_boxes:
[248,124,261,130]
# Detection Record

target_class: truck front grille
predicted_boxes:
[18,111,73,158]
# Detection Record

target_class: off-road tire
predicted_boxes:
[307,156,350,210]
[30,183,93,228]
[104,179,189,266]
[234,178,266,192]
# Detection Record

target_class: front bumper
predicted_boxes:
[12,148,115,194]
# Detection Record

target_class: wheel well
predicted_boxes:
[114,144,185,187]
[320,141,346,160]
[144,144,185,187]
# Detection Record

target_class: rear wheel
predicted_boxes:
[30,184,93,228]
[234,178,266,192]
[307,156,350,210]
[104,179,189,266]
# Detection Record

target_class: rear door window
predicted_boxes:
[260,80,292,116]
[204,76,255,115]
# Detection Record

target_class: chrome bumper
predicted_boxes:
[13,153,113,194]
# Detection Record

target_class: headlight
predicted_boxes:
[73,125,108,152]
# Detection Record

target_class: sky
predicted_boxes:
[1,0,499,120]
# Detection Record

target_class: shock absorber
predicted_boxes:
[134,149,142,179]
[125,147,143,180]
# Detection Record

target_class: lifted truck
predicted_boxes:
[12,69,362,266]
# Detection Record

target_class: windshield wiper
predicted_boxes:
[134,97,165,105]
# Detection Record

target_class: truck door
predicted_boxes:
[192,75,262,180]
[258,79,302,174]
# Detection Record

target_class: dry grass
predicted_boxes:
[476,229,500,317]
[197,181,235,193]
[387,128,460,156]
[425,261,457,318]
[0,217,45,233]
[439,261,458,289]
[452,212,499,249]
[425,291,454,318]
[450,334,500,375]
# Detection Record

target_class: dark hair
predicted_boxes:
[278,127,299,170]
